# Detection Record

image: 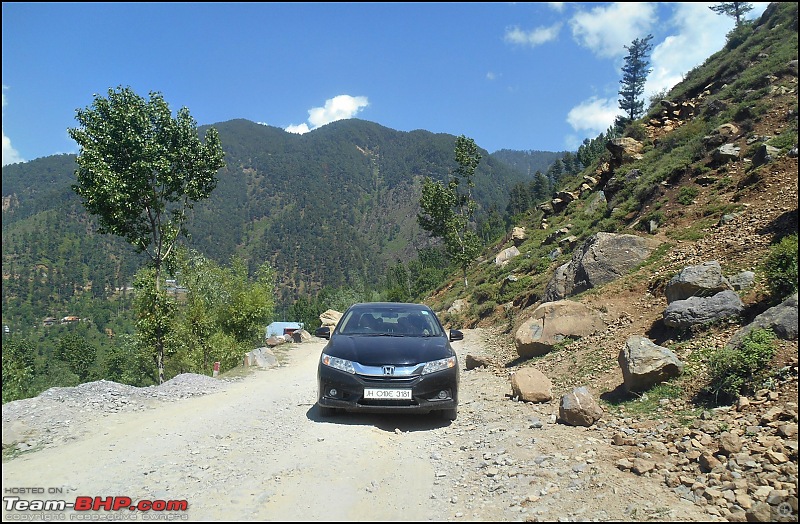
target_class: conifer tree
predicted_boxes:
[616,34,654,130]
[709,2,754,26]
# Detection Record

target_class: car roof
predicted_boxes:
[347,302,431,312]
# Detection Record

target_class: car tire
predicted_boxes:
[318,404,337,417]
[440,407,457,421]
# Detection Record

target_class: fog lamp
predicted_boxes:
[438,390,448,399]
[329,388,338,397]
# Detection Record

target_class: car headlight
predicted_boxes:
[321,353,356,374]
[422,356,456,375]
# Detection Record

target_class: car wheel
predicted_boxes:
[440,407,457,421]
[318,404,337,417]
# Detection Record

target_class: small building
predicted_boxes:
[266,321,304,339]
[60,316,80,324]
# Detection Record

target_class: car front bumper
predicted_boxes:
[317,365,458,414]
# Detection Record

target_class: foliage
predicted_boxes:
[676,186,700,205]
[576,126,618,169]
[418,135,483,287]
[616,35,654,129]
[68,85,226,383]
[55,333,97,381]
[2,338,36,404]
[167,250,276,376]
[705,328,777,402]
[132,268,177,384]
[762,233,798,300]
[709,2,754,26]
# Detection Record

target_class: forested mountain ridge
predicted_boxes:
[2,118,560,326]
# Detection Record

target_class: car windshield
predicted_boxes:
[336,306,444,337]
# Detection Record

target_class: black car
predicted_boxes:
[314,302,462,420]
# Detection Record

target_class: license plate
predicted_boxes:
[364,388,412,400]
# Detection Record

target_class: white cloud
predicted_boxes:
[2,86,24,166]
[569,3,657,59]
[566,96,621,138]
[286,94,369,135]
[504,23,562,48]
[486,71,497,81]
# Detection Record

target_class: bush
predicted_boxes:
[705,328,777,402]
[762,233,798,300]
[471,283,496,304]
[676,186,699,205]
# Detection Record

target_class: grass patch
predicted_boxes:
[602,382,684,417]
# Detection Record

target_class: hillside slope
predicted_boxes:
[425,1,798,413]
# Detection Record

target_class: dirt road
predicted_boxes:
[2,330,716,522]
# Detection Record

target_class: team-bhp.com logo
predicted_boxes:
[4,492,189,521]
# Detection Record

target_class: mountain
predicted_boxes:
[1,118,561,328]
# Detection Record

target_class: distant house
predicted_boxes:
[43,317,57,327]
[266,321,304,339]
[60,316,80,324]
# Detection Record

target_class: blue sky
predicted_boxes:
[2,2,769,166]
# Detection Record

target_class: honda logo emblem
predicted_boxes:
[383,366,395,375]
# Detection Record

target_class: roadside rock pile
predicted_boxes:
[2,374,235,453]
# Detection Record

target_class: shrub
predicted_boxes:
[676,186,699,205]
[705,328,777,402]
[762,233,798,300]
[475,301,497,318]
[471,283,496,304]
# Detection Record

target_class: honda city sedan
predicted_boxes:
[314,302,461,420]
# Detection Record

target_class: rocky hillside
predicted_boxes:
[420,4,798,520]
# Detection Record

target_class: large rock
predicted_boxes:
[544,232,659,301]
[559,387,603,427]
[511,226,527,246]
[665,261,733,304]
[510,368,553,403]
[606,137,644,164]
[319,309,342,329]
[243,347,279,368]
[727,292,798,348]
[662,290,744,328]
[514,300,605,357]
[495,246,520,267]
[618,336,685,393]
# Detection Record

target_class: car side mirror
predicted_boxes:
[449,329,463,342]
[315,326,330,340]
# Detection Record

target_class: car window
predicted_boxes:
[336,306,444,336]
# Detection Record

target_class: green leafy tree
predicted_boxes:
[418,135,483,288]
[133,267,177,384]
[709,2,754,26]
[68,86,225,384]
[616,35,654,129]
[55,333,97,382]
[2,338,36,403]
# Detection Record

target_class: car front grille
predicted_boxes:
[359,375,417,385]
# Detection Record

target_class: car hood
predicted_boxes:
[324,335,454,366]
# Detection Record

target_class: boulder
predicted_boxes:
[510,368,553,403]
[618,336,685,393]
[663,290,744,328]
[514,300,604,357]
[559,387,603,427]
[665,261,733,304]
[544,232,659,301]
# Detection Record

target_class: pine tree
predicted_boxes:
[709,2,754,26]
[616,34,654,130]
